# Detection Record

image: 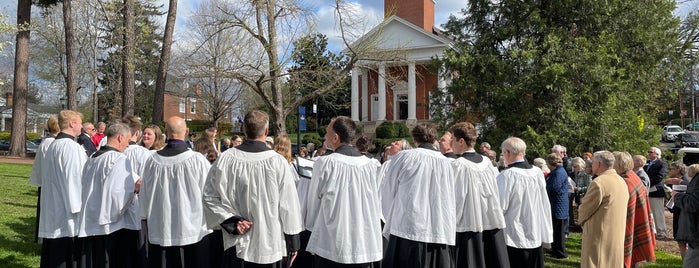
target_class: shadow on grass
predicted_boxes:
[2,202,36,209]
[0,216,40,268]
[21,190,37,198]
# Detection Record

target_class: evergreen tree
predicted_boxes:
[98,0,162,121]
[435,0,683,156]
[286,33,350,132]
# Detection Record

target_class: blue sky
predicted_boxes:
[1,0,698,54]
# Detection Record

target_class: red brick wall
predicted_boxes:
[361,64,436,121]
[162,93,232,124]
[384,0,434,32]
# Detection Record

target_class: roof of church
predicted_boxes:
[344,15,453,60]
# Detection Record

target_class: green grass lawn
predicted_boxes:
[543,233,683,267]
[0,163,685,268]
[0,163,40,268]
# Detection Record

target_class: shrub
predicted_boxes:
[376,122,398,138]
[0,132,42,141]
[376,121,410,139]
[396,122,410,137]
[318,125,327,137]
[302,133,322,146]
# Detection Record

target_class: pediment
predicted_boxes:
[347,15,452,54]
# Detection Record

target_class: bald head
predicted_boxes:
[165,116,188,140]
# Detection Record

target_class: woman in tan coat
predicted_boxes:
[579,151,630,268]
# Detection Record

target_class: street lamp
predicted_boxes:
[296,91,302,157]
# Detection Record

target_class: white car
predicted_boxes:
[662,125,685,142]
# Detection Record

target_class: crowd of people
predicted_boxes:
[27,109,699,268]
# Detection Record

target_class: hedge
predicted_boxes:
[375,122,410,139]
[301,133,322,147]
[0,132,42,141]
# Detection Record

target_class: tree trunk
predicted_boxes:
[121,0,135,116]
[263,0,286,135]
[63,0,77,110]
[10,0,31,157]
[153,0,177,125]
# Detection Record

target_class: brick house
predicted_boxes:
[163,85,232,124]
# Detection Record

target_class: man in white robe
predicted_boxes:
[38,110,88,267]
[77,122,142,267]
[121,115,152,266]
[29,115,60,244]
[381,123,455,268]
[305,116,383,267]
[496,137,553,268]
[203,110,303,268]
[448,122,509,268]
[140,116,214,267]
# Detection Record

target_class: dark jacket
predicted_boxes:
[77,133,97,156]
[675,174,699,245]
[546,165,569,220]
[645,159,668,198]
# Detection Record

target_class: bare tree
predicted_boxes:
[10,0,31,157]
[173,0,246,126]
[121,0,135,116]
[152,0,177,125]
[210,0,401,134]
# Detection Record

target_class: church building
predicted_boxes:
[349,0,452,126]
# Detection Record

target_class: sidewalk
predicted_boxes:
[0,156,34,165]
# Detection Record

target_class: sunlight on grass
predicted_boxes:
[0,163,40,268]
[544,233,683,267]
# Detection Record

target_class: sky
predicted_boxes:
[155,0,467,52]
[1,0,697,52]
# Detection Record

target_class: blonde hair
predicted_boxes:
[613,151,634,174]
[141,125,165,150]
[58,110,82,130]
[688,164,699,179]
[273,135,293,163]
[46,115,60,134]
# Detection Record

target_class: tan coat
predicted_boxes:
[579,169,630,268]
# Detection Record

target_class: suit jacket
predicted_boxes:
[579,169,629,268]
[77,133,97,156]
[644,159,668,198]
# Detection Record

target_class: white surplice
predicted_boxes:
[38,137,88,238]
[78,151,140,237]
[380,148,456,245]
[452,157,506,232]
[305,153,383,264]
[140,150,212,246]
[497,166,553,249]
[294,156,314,226]
[29,136,55,187]
[124,144,153,178]
[203,148,303,264]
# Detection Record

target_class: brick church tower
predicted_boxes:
[384,0,435,32]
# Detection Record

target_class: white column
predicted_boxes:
[351,68,359,121]
[361,69,368,121]
[1,114,5,132]
[408,63,417,120]
[378,65,387,121]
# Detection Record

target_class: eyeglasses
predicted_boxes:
[648,151,655,154]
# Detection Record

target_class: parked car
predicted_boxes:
[662,125,685,142]
[675,133,699,148]
[678,147,699,166]
[0,140,38,153]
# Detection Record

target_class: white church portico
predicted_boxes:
[348,5,453,125]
